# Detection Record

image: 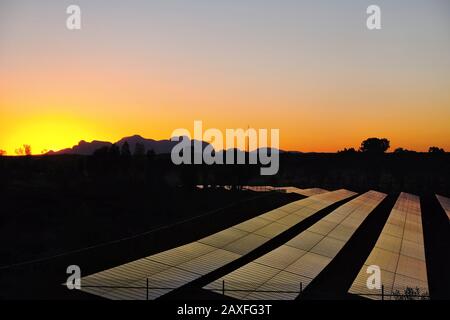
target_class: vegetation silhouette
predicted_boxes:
[392,287,429,300]
[394,147,415,154]
[359,137,390,153]
[429,146,445,154]
[134,142,145,156]
[14,144,32,156]
[337,147,357,154]
[120,141,131,157]
[0,136,449,299]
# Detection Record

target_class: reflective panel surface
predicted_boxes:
[204,191,385,300]
[81,189,356,300]
[349,193,428,300]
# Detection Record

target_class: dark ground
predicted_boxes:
[0,188,302,299]
[0,153,448,300]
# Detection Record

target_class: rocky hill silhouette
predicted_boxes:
[47,135,211,155]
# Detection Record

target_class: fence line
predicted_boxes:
[80,280,430,301]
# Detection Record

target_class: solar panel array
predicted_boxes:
[80,189,356,300]
[204,191,386,300]
[436,194,450,220]
[285,188,329,197]
[348,193,428,300]
[197,185,329,196]
[241,186,328,196]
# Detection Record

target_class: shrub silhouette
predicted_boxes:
[24,145,32,156]
[338,147,357,154]
[392,287,429,300]
[428,146,445,154]
[15,144,32,156]
[393,147,416,154]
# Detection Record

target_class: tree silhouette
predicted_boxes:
[15,147,24,155]
[120,141,131,157]
[23,145,32,156]
[394,147,414,154]
[109,144,120,157]
[15,144,32,156]
[337,147,357,154]
[360,138,390,154]
[93,146,109,156]
[134,142,145,156]
[428,146,445,154]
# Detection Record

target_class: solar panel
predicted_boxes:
[348,192,428,300]
[240,186,328,197]
[218,263,281,299]
[177,249,241,274]
[204,191,386,300]
[223,234,268,255]
[277,212,307,227]
[401,240,426,261]
[310,237,346,258]
[151,243,216,266]
[350,267,396,300]
[285,252,332,280]
[270,187,329,197]
[255,246,307,270]
[245,271,306,300]
[296,188,329,196]
[79,189,356,300]
[327,224,355,241]
[259,208,290,222]
[198,228,249,248]
[232,217,272,233]
[375,234,402,253]
[285,231,323,251]
[289,188,329,197]
[308,220,337,236]
[366,248,399,273]
[254,222,288,238]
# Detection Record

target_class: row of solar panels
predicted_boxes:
[198,185,330,197]
[80,190,449,300]
[242,186,329,197]
[80,188,354,299]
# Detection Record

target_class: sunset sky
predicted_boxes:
[1,0,449,154]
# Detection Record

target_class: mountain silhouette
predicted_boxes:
[115,135,178,154]
[47,140,112,155]
[47,135,211,155]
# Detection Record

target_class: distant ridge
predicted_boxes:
[115,135,178,154]
[47,135,211,155]
[47,140,112,155]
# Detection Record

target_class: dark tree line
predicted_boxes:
[0,137,448,196]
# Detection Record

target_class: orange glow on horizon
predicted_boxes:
[0,114,100,155]
[1,114,449,155]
